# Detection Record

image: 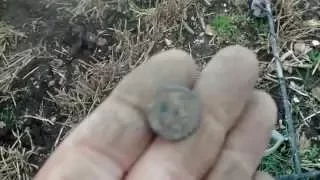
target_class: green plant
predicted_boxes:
[300,145,320,169]
[0,106,14,129]
[259,145,293,177]
[211,15,236,39]
[307,49,320,64]
[248,18,268,34]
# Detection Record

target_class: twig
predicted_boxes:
[23,115,55,125]
[312,60,320,75]
[182,20,195,35]
[302,110,320,122]
[54,126,65,148]
[203,0,211,6]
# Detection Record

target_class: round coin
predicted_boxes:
[148,86,201,141]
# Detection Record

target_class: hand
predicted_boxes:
[35,45,277,180]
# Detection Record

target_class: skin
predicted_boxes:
[35,45,277,180]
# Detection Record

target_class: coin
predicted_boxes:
[148,86,201,141]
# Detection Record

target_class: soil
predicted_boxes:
[0,0,120,169]
[0,0,319,178]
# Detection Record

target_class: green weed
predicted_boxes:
[247,18,268,34]
[307,49,320,64]
[0,106,14,129]
[260,143,320,177]
[211,15,236,39]
[259,145,294,177]
[300,145,320,169]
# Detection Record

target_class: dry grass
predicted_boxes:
[0,48,37,93]
[0,128,38,180]
[49,0,197,126]
[0,22,28,104]
[0,22,25,60]
[0,21,28,96]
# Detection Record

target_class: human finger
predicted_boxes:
[34,49,198,180]
[206,91,277,180]
[125,45,259,180]
[255,171,275,180]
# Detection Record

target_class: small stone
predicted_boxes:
[148,86,201,141]
[96,37,107,46]
[0,121,6,129]
[164,38,173,46]
[311,40,320,47]
[48,80,55,87]
[293,42,309,55]
[293,95,300,103]
[86,32,97,43]
[312,86,320,102]
[51,116,57,122]
[205,25,214,36]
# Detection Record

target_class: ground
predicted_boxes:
[0,0,319,179]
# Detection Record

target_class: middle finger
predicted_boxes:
[126,45,259,180]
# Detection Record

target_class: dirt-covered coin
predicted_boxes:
[148,86,201,141]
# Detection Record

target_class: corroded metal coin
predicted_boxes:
[148,86,201,141]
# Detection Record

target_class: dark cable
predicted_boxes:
[276,171,320,180]
[249,0,303,177]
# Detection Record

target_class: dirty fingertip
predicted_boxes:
[255,171,275,180]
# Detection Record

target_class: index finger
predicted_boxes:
[35,49,198,179]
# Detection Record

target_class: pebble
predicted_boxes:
[311,40,320,47]
[164,38,173,46]
[205,25,214,36]
[293,42,308,55]
[96,37,107,47]
[148,86,201,141]
[48,80,55,87]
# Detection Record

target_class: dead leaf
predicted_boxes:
[205,25,214,36]
[312,86,320,101]
[299,132,311,152]
[294,42,310,55]
[305,19,320,27]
